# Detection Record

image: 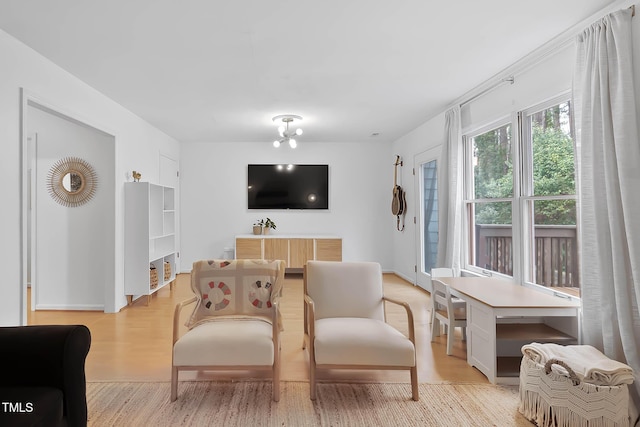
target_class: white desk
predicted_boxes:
[435,276,580,384]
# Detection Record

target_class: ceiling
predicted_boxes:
[0,0,617,144]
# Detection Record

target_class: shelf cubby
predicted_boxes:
[125,182,177,305]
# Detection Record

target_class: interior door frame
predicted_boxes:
[27,132,37,312]
[414,147,440,292]
[159,152,180,272]
[20,89,118,323]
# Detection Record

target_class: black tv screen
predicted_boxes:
[248,164,329,209]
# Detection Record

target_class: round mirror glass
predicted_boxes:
[62,171,84,194]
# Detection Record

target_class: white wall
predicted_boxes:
[30,105,114,310]
[1,28,180,324]
[180,141,393,270]
[390,112,447,283]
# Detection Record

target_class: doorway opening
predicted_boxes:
[21,92,116,324]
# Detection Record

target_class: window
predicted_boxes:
[463,97,579,297]
[465,122,514,275]
[523,101,579,296]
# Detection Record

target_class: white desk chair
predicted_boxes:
[431,267,455,278]
[430,268,465,325]
[430,278,467,355]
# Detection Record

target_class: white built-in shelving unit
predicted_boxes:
[125,182,176,304]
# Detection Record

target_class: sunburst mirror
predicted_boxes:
[47,157,98,207]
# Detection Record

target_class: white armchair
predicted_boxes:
[171,259,285,402]
[303,261,418,401]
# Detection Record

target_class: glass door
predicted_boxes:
[414,147,439,291]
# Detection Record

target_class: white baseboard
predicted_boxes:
[35,304,104,311]
[389,270,417,285]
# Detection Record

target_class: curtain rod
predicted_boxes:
[459,76,514,108]
[459,4,634,109]
[434,1,636,117]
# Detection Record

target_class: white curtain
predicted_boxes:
[574,7,640,418]
[437,106,463,274]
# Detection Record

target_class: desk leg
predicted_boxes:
[466,300,497,384]
[465,302,472,364]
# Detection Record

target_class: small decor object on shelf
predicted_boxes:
[150,264,159,289]
[253,220,263,235]
[132,171,142,182]
[262,218,276,235]
[253,218,276,234]
[164,261,172,281]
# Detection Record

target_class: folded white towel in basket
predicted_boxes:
[521,343,634,386]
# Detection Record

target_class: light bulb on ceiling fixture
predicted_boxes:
[271,114,303,149]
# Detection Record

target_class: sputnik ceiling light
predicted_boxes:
[272,114,303,148]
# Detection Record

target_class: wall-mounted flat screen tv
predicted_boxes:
[248,164,329,210]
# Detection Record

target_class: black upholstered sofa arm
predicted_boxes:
[0,325,91,427]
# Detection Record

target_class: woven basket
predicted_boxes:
[150,265,159,289]
[164,261,171,281]
[518,356,630,427]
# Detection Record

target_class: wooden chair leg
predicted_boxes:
[446,329,454,355]
[170,366,178,402]
[309,358,317,400]
[273,367,280,402]
[410,366,419,401]
[273,348,281,402]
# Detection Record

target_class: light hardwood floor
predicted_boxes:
[28,273,488,384]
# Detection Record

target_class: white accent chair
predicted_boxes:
[171,259,285,402]
[303,261,418,401]
[430,277,467,355]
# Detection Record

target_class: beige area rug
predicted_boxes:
[87,381,534,427]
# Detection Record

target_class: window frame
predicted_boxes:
[461,92,580,300]
[462,114,521,279]
[519,93,578,295]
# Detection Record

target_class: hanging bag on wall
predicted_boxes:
[391,155,407,231]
